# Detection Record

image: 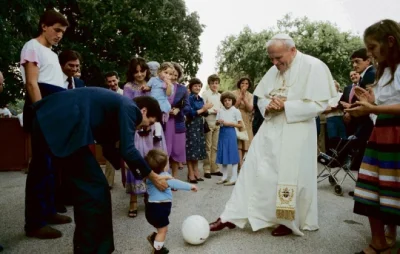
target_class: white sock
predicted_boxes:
[221,165,228,181]
[154,241,164,250]
[230,164,238,182]
[154,122,162,137]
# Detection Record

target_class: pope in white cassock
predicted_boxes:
[209,34,336,236]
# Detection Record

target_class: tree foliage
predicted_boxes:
[216,14,363,92]
[0,0,204,105]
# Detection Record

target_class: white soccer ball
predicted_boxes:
[182,215,210,245]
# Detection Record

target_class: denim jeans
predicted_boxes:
[326,116,347,139]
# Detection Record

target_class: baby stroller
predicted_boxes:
[317,136,358,196]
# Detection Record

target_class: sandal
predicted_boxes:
[355,244,391,254]
[128,201,138,218]
[385,226,397,248]
[128,210,137,218]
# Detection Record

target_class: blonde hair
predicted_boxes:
[144,149,168,174]
[158,62,174,74]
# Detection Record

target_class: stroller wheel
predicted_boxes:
[328,176,336,186]
[334,185,344,196]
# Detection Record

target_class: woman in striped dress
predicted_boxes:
[346,19,400,254]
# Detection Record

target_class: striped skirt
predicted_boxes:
[353,114,400,224]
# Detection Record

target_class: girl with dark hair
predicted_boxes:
[346,19,400,254]
[185,78,213,183]
[123,57,167,218]
[124,57,151,97]
[215,92,242,186]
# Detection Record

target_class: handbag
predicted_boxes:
[235,122,249,141]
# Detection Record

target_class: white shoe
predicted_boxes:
[217,180,228,184]
[224,181,236,186]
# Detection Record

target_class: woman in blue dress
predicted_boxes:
[185,78,213,183]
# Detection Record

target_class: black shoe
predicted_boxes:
[56,204,67,214]
[0,244,4,252]
[196,177,204,181]
[187,178,198,184]
[154,246,169,254]
[349,191,354,197]
[26,225,62,239]
[204,173,211,179]
[147,233,169,254]
[147,232,156,247]
[211,172,223,176]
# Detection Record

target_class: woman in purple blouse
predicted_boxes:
[122,57,167,218]
[165,63,190,178]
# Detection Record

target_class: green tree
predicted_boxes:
[216,14,363,92]
[0,0,204,104]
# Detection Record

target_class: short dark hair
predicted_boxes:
[350,48,369,61]
[172,62,183,80]
[188,78,202,91]
[220,91,237,106]
[207,74,220,85]
[133,96,162,122]
[145,149,168,174]
[105,71,119,79]
[126,57,151,83]
[38,10,69,35]
[59,50,82,66]
[236,77,252,90]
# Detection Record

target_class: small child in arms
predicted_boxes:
[144,149,198,253]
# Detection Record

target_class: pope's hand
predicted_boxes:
[268,97,285,112]
[340,101,351,109]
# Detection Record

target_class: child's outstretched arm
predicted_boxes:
[167,179,197,192]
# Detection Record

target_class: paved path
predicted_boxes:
[0,164,398,253]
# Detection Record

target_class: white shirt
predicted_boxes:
[0,107,12,117]
[63,73,75,89]
[374,64,400,106]
[202,89,222,123]
[20,39,65,88]
[110,87,123,95]
[216,106,242,124]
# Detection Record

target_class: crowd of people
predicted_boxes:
[0,7,399,254]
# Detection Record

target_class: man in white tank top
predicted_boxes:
[20,10,71,240]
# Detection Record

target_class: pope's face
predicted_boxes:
[267,43,296,72]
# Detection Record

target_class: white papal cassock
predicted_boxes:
[219,51,336,236]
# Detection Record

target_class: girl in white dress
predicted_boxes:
[215,92,243,186]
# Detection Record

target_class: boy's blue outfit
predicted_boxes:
[145,172,191,228]
[148,77,171,114]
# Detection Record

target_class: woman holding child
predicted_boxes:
[164,63,190,178]
[123,57,167,218]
